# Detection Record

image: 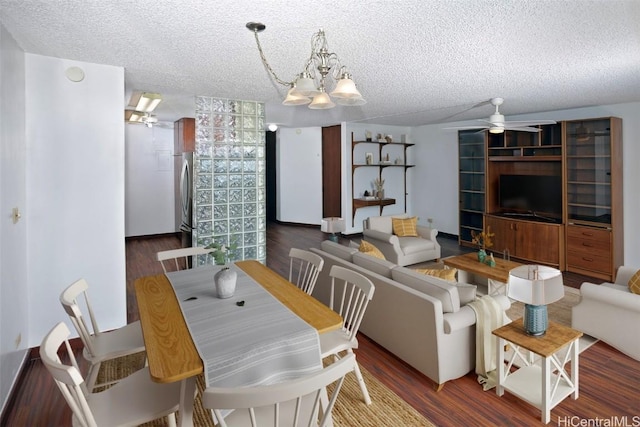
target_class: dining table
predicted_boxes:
[134,259,343,427]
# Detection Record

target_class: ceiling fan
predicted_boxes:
[444,97,556,133]
[125,110,172,128]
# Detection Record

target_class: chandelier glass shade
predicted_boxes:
[246,22,366,110]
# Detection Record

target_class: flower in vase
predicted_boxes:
[471,226,494,250]
[205,241,237,265]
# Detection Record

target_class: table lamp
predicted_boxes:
[321,217,345,243]
[508,265,564,336]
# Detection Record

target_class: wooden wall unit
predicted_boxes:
[458,118,623,276]
[564,117,623,281]
[458,130,486,247]
[174,117,195,153]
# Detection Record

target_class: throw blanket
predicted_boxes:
[468,295,505,391]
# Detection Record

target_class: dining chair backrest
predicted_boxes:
[202,354,356,427]
[41,322,181,427]
[60,278,101,357]
[156,246,213,273]
[40,322,97,426]
[288,248,324,295]
[328,265,375,342]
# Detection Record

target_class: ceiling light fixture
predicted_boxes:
[129,92,162,113]
[246,22,366,110]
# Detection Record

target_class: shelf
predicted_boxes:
[351,198,396,226]
[489,155,562,162]
[353,140,414,148]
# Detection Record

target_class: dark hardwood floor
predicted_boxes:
[3,222,638,426]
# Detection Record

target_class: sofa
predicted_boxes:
[310,240,511,390]
[363,214,441,266]
[572,266,640,361]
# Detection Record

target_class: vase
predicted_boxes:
[376,189,384,199]
[214,266,237,299]
[477,249,487,263]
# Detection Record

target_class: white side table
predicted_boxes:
[493,319,583,424]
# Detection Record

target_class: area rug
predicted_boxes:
[97,353,435,427]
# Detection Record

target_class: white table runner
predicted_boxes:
[166,264,322,388]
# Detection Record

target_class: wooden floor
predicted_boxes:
[3,222,639,426]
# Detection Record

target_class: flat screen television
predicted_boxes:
[499,174,562,220]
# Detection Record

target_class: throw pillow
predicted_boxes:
[414,267,457,283]
[629,270,640,294]
[392,216,418,237]
[359,240,385,260]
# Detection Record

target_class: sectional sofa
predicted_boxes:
[310,240,511,390]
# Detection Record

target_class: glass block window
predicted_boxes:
[193,97,266,264]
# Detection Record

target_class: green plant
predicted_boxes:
[205,241,238,265]
[471,226,494,250]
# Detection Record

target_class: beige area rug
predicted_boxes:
[97,353,435,427]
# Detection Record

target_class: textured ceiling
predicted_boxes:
[2,0,640,128]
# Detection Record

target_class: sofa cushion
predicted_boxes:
[398,236,437,255]
[391,266,462,313]
[392,216,418,237]
[352,252,396,278]
[414,267,457,282]
[320,240,357,261]
[628,270,640,294]
[359,240,385,260]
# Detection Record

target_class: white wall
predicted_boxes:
[276,127,323,224]
[125,124,175,236]
[0,23,28,413]
[25,54,127,345]
[411,101,640,265]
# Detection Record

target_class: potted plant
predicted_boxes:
[471,226,494,263]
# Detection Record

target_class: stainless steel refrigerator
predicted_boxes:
[175,152,193,248]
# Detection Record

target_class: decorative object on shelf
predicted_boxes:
[214,266,237,299]
[365,130,372,142]
[385,135,393,143]
[484,253,496,267]
[471,226,494,263]
[363,190,370,197]
[246,22,365,109]
[508,265,564,336]
[373,177,385,199]
[205,241,237,265]
[321,217,345,243]
[365,152,373,165]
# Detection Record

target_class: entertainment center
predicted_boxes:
[458,117,623,281]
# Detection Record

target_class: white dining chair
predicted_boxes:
[288,248,324,295]
[156,246,213,273]
[321,265,375,405]
[60,278,146,392]
[40,322,182,427]
[202,354,356,427]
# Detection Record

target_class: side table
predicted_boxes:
[492,319,583,424]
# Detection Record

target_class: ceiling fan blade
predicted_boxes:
[443,125,490,131]
[503,125,543,132]
[504,119,557,126]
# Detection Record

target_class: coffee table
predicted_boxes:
[442,252,523,295]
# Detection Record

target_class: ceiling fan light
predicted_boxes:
[134,92,162,113]
[489,126,505,134]
[282,86,311,106]
[330,73,362,99]
[308,91,335,109]
[128,111,146,122]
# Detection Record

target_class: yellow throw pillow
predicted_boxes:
[414,267,457,283]
[359,240,385,260]
[392,216,418,237]
[628,270,640,294]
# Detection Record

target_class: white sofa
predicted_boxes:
[572,266,640,361]
[363,214,441,266]
[310,240,510,390]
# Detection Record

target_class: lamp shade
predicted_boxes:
[295,73,320,97]
[321,217,345,234]
[282,86,311,106]
[330,74,363,99]
[508,265,564,306]
[308,91,335,109]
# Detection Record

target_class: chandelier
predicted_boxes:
[246,22,366,110]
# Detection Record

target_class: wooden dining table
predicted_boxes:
[134,259,342,427]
